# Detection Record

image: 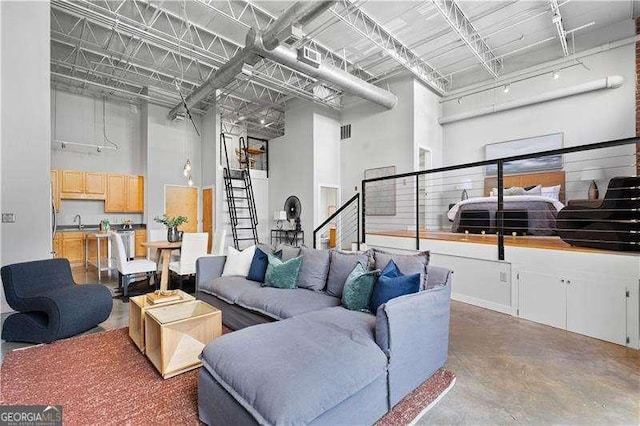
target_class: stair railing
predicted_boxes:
[313,193,360,250]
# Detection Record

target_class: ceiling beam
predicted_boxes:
[330,0,449,95]
[548,0,570,56]
[430,0,501,78]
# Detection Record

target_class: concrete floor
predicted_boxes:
[2,267,639,424]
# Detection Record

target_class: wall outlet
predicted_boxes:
[2,213,16,223]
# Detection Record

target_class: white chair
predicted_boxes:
[212,228,227,256]
[110,232,157,297]
[169,233,209,289]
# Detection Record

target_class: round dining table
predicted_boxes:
[141,240,182,291]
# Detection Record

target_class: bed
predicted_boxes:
[448,171,566,236]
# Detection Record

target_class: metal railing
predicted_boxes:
[313,193,360,250]
[362,136,640,259]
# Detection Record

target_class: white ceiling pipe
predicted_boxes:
[248,30,398,109]
[439,75,623,125]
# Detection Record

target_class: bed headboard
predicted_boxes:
[484,171,566,203]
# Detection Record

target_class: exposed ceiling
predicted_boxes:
[50,0,638,139]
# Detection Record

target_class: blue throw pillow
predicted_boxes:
[247,248,282,283]
[369,260,420,312]
[263,254,303,289]
[341,262,379,312]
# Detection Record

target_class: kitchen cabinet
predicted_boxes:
[135,229,147,258]
[50,170,60,212]
[52,233,63,258]
[60,170,106,200]
[60,232,85,265]
[127,175,144,213]
[517,270,632,346]
[106,174,144,213]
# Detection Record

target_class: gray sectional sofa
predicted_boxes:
[195,252,452,425]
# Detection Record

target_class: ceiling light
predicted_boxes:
[187,175,194,187]
[502,85,510,94]
[552,71,560,80]
[457,97,462,105]
[260,119,265,125]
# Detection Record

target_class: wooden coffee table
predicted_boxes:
[128,290,195,353]
[144,300,222,379]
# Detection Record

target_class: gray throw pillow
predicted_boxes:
[275,244,302,261]
[326,250,372,298]
[297,246,331,291]
[257,242,275,255]
[373,248,430,289]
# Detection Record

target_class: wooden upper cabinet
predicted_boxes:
[50,170,60,212]
[105,174,127,212]
[61,170,84,195]
[84,172,106,199]
[59,170,106,200]
[126,175,144,213]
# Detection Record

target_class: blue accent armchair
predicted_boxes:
[1,258,113,343]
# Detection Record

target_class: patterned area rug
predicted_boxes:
[1,328,455,425]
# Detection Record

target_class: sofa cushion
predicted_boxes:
[297,246,331,291]
[370,260,420,312]
[222,246,256,277]
[198,276,261,304]
[235,286,340,320]
[200,307,386,426]
[341,262,379,312]
[326,250,372,298]
[373,248,429,289]
[263,255,303,289]
[247,248,282,283]
[275,243,301,261]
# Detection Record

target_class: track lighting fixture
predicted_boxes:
[183,159,191,176]
[502,85,510,94]
[457,97,462,105]
[553,71,560,80]
[187,175,194,186]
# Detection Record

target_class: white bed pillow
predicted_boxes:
[490,186,527,197]
[222,245,256,277]
[525,185,542,195]
[541,184,561,201]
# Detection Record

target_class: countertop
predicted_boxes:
[57,224,146,233]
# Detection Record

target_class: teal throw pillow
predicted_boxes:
[263,254,303,289]
[341,262,379,312]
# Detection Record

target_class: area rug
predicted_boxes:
[1,328,455,425]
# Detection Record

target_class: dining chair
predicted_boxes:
[212,228,227,256]
[110,232,157,297]
[169,232,209,289]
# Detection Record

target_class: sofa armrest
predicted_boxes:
[375,270,452,407]
[196,256,226,293]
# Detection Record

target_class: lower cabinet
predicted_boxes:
[59,232,85,265]
[518,270,631,346]
[135,229,147,258]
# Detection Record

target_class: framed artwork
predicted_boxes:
[364,166,396,216]
[485,133,563,175]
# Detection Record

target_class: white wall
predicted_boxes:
[51,89,144,225]
[313,111,341,228]
[442,42,636,202]
[0,1,52,312]
[145,103,202,233]
[269,99,314,247]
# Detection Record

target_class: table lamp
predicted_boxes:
[456,179,473,201]
[273,211,287,229]
[580,167,604,200]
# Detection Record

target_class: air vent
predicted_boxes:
[297,46,321,68]
[340,124,351,140]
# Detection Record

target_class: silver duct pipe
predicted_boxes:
[248,30,398,110]
[262,1,336,50]
[439,76,623,125]
[170,0,398,119]
[169,1,337,120]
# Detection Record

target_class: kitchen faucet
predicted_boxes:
[73,214,84,229]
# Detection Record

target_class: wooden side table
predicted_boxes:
[128,290,195,353]
[144,300,222,379]
[567,199,603,208]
